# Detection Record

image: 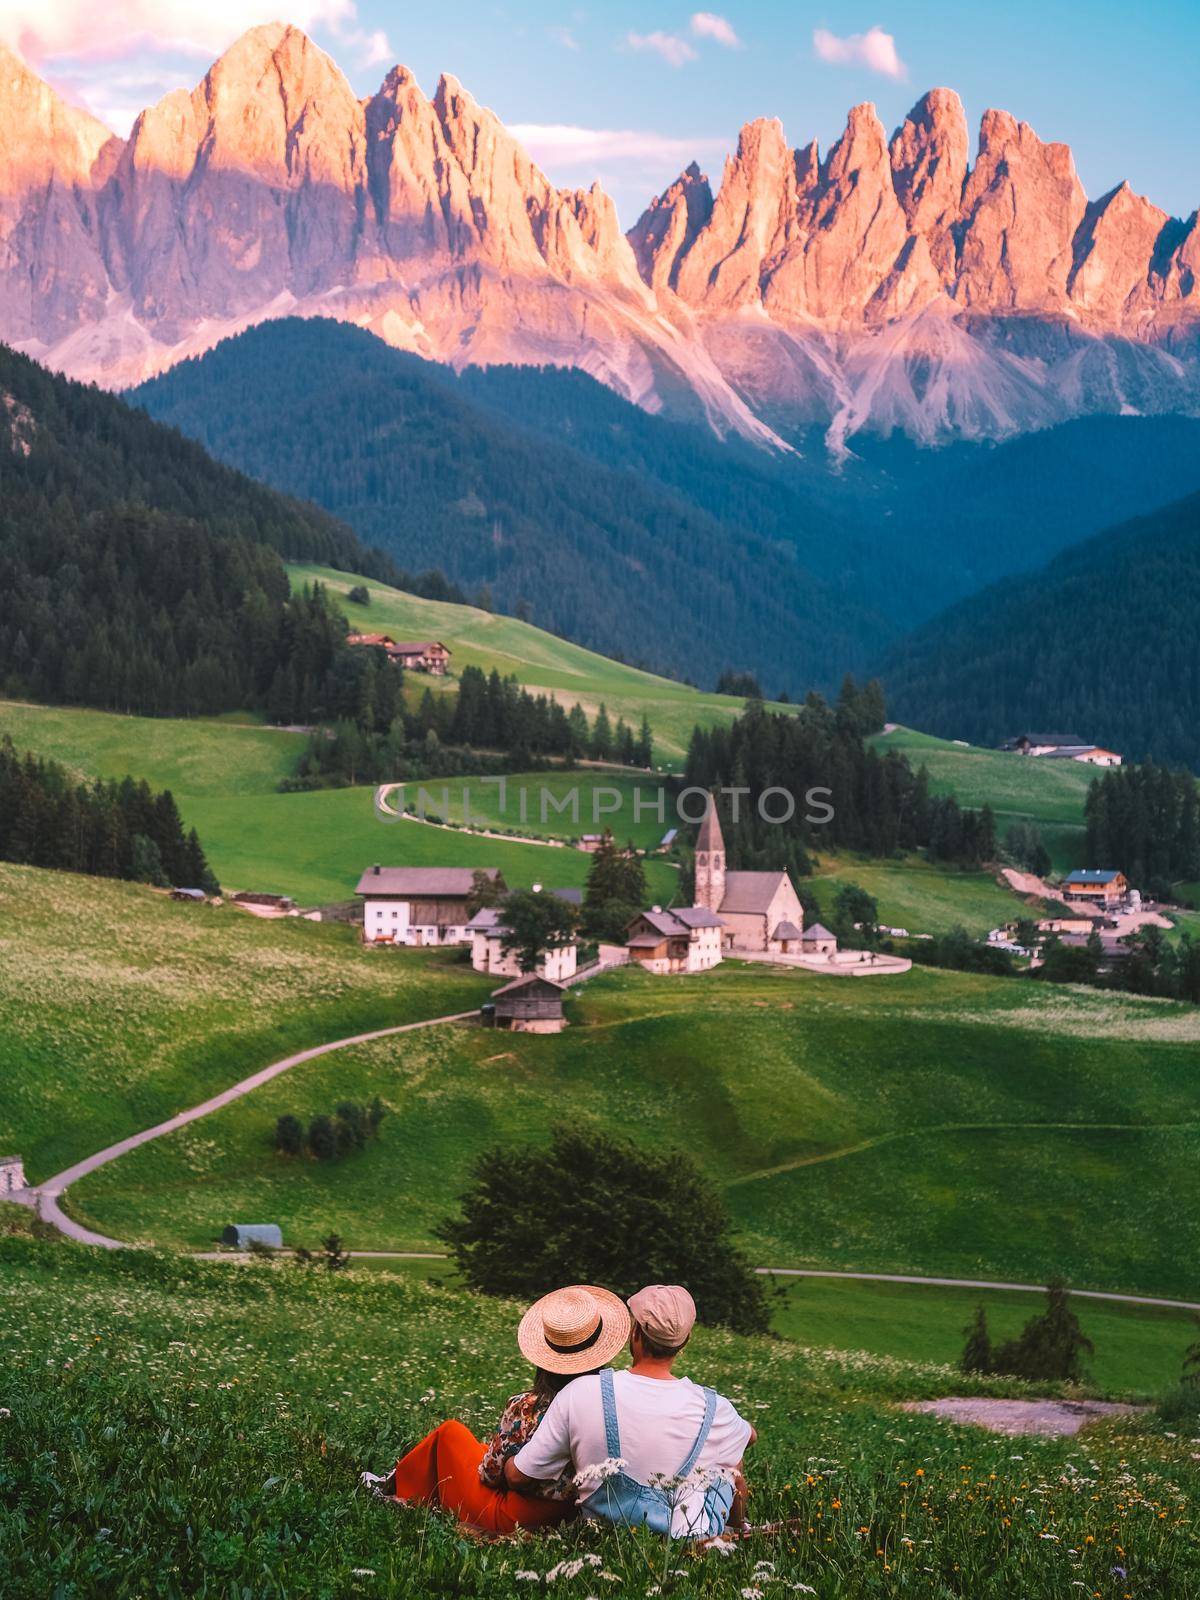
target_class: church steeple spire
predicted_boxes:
[694,792,726,911]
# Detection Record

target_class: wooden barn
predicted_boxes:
[487,974,567,1034]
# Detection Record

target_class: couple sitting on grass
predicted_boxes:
[375,1282,756,1541]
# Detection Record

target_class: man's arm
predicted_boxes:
[502,1455,540,1491]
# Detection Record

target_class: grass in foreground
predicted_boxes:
[72,958,1200,1299]
[1,1237,1194,1599]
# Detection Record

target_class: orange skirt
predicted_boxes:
[393,1419,573,1535]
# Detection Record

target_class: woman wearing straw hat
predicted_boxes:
[373,1285,630,1535]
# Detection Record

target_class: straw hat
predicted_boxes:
[517,1284,632,1375]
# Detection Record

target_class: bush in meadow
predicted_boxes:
[439,1125,770,1334]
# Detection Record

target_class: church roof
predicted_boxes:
[696,793,725,854]
[720,870,791,914]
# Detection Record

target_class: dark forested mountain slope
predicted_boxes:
[880,491,1200,768]
[129,318,883,692]
[131,320,1200,662]
[0,343,396,716]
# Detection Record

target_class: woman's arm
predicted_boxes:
[478,1393,539,1488]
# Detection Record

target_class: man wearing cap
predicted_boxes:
[504,1284,755,1539]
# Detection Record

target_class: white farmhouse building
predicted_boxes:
[355,865,504,946]
[625,906,725,974]
[466,889,581,983]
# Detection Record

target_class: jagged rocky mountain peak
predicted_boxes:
[0,24,1196,449]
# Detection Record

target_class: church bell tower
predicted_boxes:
[694,793,726,911]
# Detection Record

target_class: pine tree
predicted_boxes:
[960,1307,994,1374]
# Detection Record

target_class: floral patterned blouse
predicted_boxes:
[478,1390,575,1500]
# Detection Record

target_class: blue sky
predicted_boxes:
[3,1,1197,224]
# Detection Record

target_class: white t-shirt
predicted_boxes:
[512,1370,752,1537]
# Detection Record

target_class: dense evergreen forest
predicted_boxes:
[291,663,653,787]
[0,737,217,890]
[683,681,996,878]
[882,489,1200,769]
[130,319,1200,692]
[0,343,461,718]
[1084,764,1200,895]
[128,318,882,693]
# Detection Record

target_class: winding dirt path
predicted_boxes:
[14,1008,1200,1315]
[13,1010,480,1249]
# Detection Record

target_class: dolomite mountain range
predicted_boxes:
[2,21,1198,449]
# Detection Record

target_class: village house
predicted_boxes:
[355,865,504,945]
[487,974,567,1034]
[693,795,807,953]
[466,888,581,982]
[1061,869,1129,907]
[346,634,451,675]
[1001,732,1122,766]
[625,906,724,974]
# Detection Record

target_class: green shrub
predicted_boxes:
[438,1125,770,1334]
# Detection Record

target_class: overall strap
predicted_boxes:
[674,1387,718,1479]
[599,1368,622,1460]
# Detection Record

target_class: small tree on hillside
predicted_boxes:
[583,830,647,938]
[992,1279,1094,1382]
[498,889,580,974]
[438,1126,769,1335]
[322,1233,350,1272]
[832,882,879,948]
[274,1114,305,1156]
[960,1306,994,1374]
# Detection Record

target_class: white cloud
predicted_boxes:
[690,12,741,49]
[510,123,723,168]
[549,25,580,52]
[0,2,355,63]
[812,24,906,80]
[625,30,697,68]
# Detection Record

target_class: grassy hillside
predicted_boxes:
[872,726,1092,870]
[809,852,1025,936]
[5,1240,1195,1598]
[0,700,680,903]
[0,862,491,1182]
[71,956,1200,1299]
[0,699,305,795]
[183,786,680,906]
[772,1274,1196,1397]
[291,563,784,766]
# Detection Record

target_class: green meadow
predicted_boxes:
[290,563,790,766]
[0,862,492,1183]
[771,1274,1196,1398]
[0,698,304,795]
[68,950,1200,1300]
[809,852,1024,936]
[872,727,1093,870]
[0,700,679,903]
[5,1238,1196,1599]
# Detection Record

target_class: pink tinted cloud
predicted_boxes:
[812,24,907,80]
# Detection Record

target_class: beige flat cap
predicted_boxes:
[628,1284,697,1347]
